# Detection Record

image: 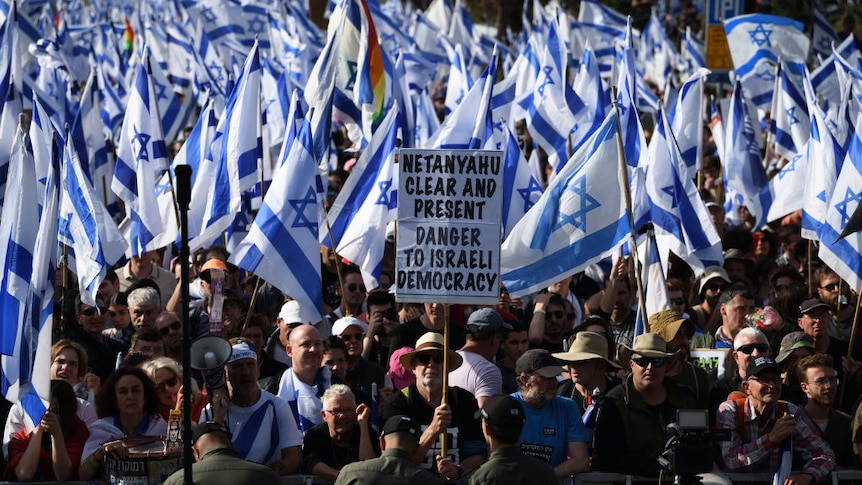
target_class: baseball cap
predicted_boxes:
[278,300,316,325]
[775,332,814,363]
[192,422,231,443]
[466,308,512,335]
[474,395,525,428]
[332,316,369,336]
[799,298,831,315]
[746,356,781,380]
[515,349,563,378]
[380,415,422,441]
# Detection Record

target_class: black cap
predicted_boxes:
[474,395,525,428]
[515,349,564,378]
[191,422,231,444]
[799,298,831,315]
[746,356,781,380]
[381,415,422,441]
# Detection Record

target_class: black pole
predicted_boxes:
[175,165,193,485]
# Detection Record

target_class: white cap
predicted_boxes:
[332,316,368,336]
[278,300,315,325]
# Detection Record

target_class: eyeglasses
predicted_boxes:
[416,352,444,366]
[670,297,686,306]
[735,343,770,355]
[704,283,727,292]
[632,357,667,368]
[811,376,839,387]
[340,332,364,342]
[80,307,107,316]
[346,283,366,293]
[748,375,782,386]
[159,321,182,335]
[324,408,355,417]
[820,283,839,292]
[156,376,178,392]
[544,310,565,320]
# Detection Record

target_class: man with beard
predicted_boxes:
[799,354,856,467]
[692,285,756,350]
[155,312,182,363]
[690,266,732,335]
[594,257,637,350]
[593,334,697,477]
[528,293,569,353]
[363,290,399,367]
[383,332,485,481]
[716,357,835,484]
[797,299,862,382]
[512,349,589,479]
[815,266,855,337]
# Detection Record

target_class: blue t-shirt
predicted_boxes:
[511,392,588,466]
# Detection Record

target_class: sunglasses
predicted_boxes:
[704,283,727,292]
[670,297,686,306]
[159,321,182,335]
[80,307,107,316]
[340,332,364,342]
[156,376,179,391]
[347,283,366,293]
[736,343,770,355]
[632,357,667,368]
[820,283,839,292]
[416,352,444,366]
[544,310,565,320]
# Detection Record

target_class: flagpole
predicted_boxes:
[440,303,450,458]
[241,145,272,333]
[839,295,862,409]
[807,240,815,298]
[611,88,649,325]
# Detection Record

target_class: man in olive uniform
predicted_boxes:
[334,415,441,485]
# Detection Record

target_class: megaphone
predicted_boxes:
[190,335,232,370]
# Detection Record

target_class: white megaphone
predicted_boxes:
[190,336,232,392]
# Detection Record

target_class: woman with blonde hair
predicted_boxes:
[142,357,207,422]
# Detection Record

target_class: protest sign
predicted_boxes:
[396,149,503,304]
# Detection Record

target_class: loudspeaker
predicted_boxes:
[189,335,232,370]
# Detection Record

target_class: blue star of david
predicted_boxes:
[345,60,358,90]
[208,61,225,81]
[537,66,555,96]
[381,32,396,45]
[155,80,169,102]
[748,24,773,47]
[786,107,799,126]
[81,30,96,45]
[289,187,318,234]
[660,184,675,200]
[818,37,832,52]
[375,179,397,210]
[247,17,266,34]
[835,187,862,227]
[131,126,151,162]
[778,154,800,180]
[517,178,543,212]
[554,174,600,232]
[200,6,217,23]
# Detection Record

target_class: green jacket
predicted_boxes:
[460,446,558,485]
[333,448,441,485]
[163,445,282,485]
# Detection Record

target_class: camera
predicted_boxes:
[658,410,729,483]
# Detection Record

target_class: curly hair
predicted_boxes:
[96,367,160,419]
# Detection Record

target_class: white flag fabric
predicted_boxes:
[501,111,628,298]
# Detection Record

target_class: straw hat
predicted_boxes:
[399,332,463,372]
[552,331,621,369]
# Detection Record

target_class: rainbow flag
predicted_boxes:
[358,0,386,130]
[123,17,134,53]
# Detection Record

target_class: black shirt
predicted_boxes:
[301,422,380,473]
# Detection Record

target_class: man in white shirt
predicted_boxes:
[449,308,510,407]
